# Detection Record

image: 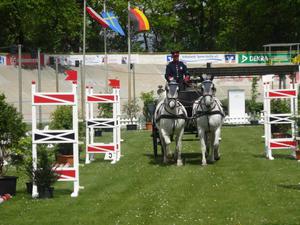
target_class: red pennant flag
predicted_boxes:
[65,70,77,81]
[108,79,120,88]
[86,6,109,28]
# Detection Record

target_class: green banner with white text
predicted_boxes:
[238,53,292,64]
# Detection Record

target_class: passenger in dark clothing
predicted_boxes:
[165,51,190,90]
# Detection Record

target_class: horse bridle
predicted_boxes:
[155,81,187,122]
[199,80,216,110]
[165,81,179,109]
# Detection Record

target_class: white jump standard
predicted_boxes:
[31,81,80,197]
[85,79,121,164]
[263,81,298,160]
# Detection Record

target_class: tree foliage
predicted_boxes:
[0,0,299,52]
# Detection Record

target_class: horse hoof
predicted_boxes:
[177,160,183,166]
[215,156,220,161]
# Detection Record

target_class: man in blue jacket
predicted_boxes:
[165,51,190,90]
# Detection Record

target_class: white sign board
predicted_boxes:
[228,90,245,118]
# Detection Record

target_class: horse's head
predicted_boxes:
[165,81,179,109]
[199,79,216,108]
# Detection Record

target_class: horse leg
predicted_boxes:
[175,127,184,167]
[205,132,209,159]
[214,127,221,161]
[208,132,216,163]
[159,130,171,164]
[197,127,207,166]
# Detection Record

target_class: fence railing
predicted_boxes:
[224,112,264,125]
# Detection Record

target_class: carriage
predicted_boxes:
[151,64,299,159]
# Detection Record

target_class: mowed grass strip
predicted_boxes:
[1,126,300,225]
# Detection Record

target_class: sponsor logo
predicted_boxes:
[225,54,236,63]
[166,55,172,62]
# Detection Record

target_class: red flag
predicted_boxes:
[108,79,120,88]
[86,6,109,28]
[65,70,77,81]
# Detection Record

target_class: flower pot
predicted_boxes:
[296,150,300,160]
[56,154,73,166]
[126,124,137,130]
[272,133,286,138]
[145,122,152,131]
[38,186,54,199]
[0,176,18,196]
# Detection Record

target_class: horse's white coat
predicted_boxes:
[154,82,187,166]
[193,81,224,165]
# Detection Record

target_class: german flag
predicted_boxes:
[129,8,150,32]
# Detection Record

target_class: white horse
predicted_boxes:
[192,78,224,165]
[154,81,188,166]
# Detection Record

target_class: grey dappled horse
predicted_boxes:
[154,81,187,166]
[192,78,224,165]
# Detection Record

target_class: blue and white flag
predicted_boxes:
[101,11,125,36]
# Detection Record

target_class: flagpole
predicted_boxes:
[127,0,131,104]
[82,0,86,119]
[104,0,108,90]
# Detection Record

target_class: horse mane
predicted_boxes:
[157,89,166,103]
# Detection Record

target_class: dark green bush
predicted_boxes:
[0,93,26,176]
[32,149,58,188]
[140,91,155,122]
[49,106,73,155]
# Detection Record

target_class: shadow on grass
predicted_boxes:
[182,137,199,142]
[144,152,204,166]
[252,154,266,159]
[53,188,74,196]
[252,153,295,160]
[277,184,300,190]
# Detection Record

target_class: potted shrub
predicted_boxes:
[247,77,262,125]
[140,90,155,130]
[10,136,33,194]
[0,94,26,196]
[32,148,58,198]
[49,106,74,165]
[122,99,140,130]
[97,103,113,133]
[270,99,290,137]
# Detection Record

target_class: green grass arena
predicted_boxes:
[2,126,300,225]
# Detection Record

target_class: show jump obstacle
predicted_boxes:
[263,80,298,160]
[31,81,80,197]
[85,79,121,164]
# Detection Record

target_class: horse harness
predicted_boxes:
[193,96,225,132]
[193,96,225,118]
[155,101,187,123]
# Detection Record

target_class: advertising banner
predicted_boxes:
[165,54,237,64]
[54,54,139,66]
[238,53,291,64]
[6,54,44,66]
